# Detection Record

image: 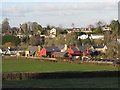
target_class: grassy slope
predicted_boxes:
[2,59,118,72]
[3,77,119,88]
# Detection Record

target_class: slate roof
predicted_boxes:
[78,46,87,53]
[2,48,18,51]
[2,48,7,51]
[9,48,18,51]
[44,46,60,52]
[52,52,67,55]
[71,46,88,53]
[26,46,38,55]
[57,46,64,50]
[72,48,80,52]
[92,45,104,48]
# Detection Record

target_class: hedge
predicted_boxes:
[2,71,120,80]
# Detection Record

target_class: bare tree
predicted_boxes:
[2,18,10,32]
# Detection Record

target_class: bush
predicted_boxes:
[2,35,21,46]
[2,71,120,80]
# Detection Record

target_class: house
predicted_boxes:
[67,46,90,57]
[90,34,104,40]
[78,34,104,40]
[39,44,68,57]
[49,28,57,38]
[58,44,68,52]
[102,25,111,31]
[39,46,60,57]
[66,28,80,33]
[78,34,89,39]
[80,28,93,33]
[51,52,72,58]
[5,49,11,55]
[67,46,81,56]
[2,48,11,55]
[9,48,18,55]
[2,47,18,55]
[66,29,73,33]
[90,45,107,53]
[19,24,28,33]
[25,46,41,56]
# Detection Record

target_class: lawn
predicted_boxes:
[3,77,119,88]
[2,58,118,73]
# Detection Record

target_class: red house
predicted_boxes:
[39,48,46,57]
[39,46,60,57]
[67,46,90,57]
[67,47,81,55]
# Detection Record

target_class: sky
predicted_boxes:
[1,0,120,28]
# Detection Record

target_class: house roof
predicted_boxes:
[72,48,80,52]
[78,46,87,53]
[44,46,60,52]
[9,48,18,51]
[26,46,38,51]
[57,46,64,50]
[26,46,38,55]
[69,46,88,53]
[52,52,67,56]
[2,48,8,51]
[92,45,105,48]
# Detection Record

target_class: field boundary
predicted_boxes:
[2,56,120,67]
[3,71,120,80]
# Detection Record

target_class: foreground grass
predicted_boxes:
[3,77,119,88]
[2,59,118,72]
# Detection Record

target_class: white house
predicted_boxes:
[90,34,104,39]
[78,34,89,39]
[49,28,57,38]
[78,34,104,40]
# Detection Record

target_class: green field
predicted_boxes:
[2,58,118,72]
[2,58,119,88]
[3,77,119,88]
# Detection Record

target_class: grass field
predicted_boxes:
[2,58,118,72]
[3,77,119,88]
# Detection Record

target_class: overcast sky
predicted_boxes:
[1,0,119,28]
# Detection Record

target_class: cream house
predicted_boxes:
[102,25,111,31]
[49,28,57,38]
[90,45,108,53]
